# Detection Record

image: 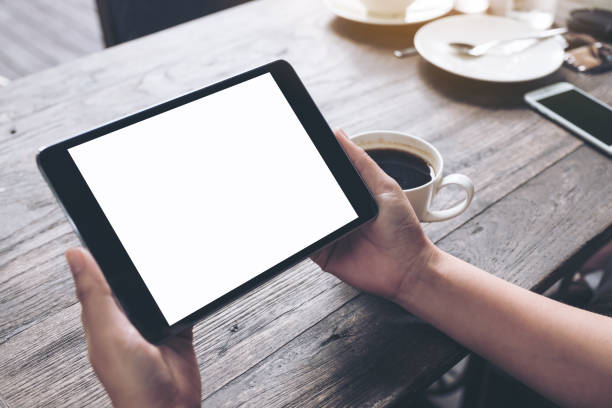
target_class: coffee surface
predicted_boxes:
[366,148,433,189]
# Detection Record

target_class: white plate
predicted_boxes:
[322,0,454,26]
[414,15,565,82]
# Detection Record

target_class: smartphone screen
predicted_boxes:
[537,89,612,146]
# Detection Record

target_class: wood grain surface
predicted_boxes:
[0,0,102,80]
[1,0,611,406]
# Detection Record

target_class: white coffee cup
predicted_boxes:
[352,131,474,222]
[360,0,415,16]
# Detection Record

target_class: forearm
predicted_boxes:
[398,249,612,408]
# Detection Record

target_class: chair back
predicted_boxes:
[96,0,253,46]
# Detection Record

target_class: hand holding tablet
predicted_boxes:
[64,247,202,408]
[38,61,378,343]
[61,127,436,407]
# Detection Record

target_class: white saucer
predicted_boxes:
[414,15,565,82]
[323,0,454,26]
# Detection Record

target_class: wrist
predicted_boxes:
[392,244,450,313]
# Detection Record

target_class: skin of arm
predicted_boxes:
[403,252,612,408]
[313,129,612,408]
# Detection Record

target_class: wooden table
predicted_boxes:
[1,1,611,406]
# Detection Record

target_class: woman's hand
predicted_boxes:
[65,248,201,408]
[316,130,612,408]
[311,129,438,304]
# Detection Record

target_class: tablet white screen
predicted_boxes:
[68,73,357,325]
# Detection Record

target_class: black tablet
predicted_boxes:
[37,60,377,343]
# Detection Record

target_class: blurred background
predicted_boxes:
[0,0,610,81]
[0,0,254,80]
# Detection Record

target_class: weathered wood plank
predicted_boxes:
[0,0,610,407]
[0,0,102,79]
[201,145,612,407]
[2,0,607,346]
[34,0,103,45]
[203,293,463,408]
[0,305,110,407]
[0,263,353,406]
[6,1,100,55]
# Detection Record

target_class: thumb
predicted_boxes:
[334,129,400,196]
[66,248,133,341]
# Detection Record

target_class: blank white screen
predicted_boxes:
[69,73,357,325]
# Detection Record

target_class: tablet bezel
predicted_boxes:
[37,60,378,343]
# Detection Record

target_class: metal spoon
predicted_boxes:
[449,27,567,57]
[393,47,418,58]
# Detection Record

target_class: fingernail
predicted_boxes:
[66,248,85,275]
[338,129,349,139]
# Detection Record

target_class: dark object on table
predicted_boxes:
[459,355,560,408]
[95,0,253,46]
[563,32,612,73]
[567,8,612,42]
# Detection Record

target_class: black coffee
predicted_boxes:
[366,148,433,189]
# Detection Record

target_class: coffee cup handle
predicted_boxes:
[422,174,474,222]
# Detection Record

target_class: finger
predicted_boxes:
[334,128,350,141]
[66,248,133,341]
[163,327,196,357]
[333,129,399,195]
[176,326,193,341]
[310,246,332,270]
